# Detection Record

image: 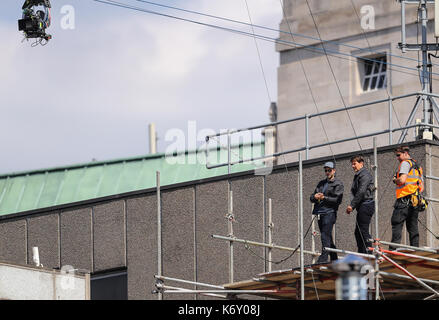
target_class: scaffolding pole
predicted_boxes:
[157,285,296,295]
[374,248,439,299]
[156,171,162,301]
[324,247,376,259]
[298,152,305,300]
[378,271,439,287]
[228,189,234,284]
[371,239,438,253]
[373,137,380,300]
[373,247,439,263]
[212,234,320,257]
[267,198,273,272]
[154,275,225,289]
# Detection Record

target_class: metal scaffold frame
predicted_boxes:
[153,136,439,300]
[153,1,439,299]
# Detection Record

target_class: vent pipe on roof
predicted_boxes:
[32,247,41,267]
[149,123,157,154]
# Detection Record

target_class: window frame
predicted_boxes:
[359,54,388,93]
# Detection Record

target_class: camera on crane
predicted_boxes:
[18,0,52,43]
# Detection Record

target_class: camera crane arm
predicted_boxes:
[22,0,51,10]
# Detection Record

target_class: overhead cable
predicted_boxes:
[132,0,439,69]
[91,0,439,79]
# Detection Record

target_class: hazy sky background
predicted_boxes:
[0,0,281,174]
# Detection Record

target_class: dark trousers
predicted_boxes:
[355,200,375,254]
[317,211,338,263]
[391,198,419,248]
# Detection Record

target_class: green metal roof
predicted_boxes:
[0,142,265,216]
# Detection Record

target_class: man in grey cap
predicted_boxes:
[310,161,344,263]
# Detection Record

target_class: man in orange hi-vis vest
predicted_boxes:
[391,146,424,249]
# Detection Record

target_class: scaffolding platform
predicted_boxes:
[223,249,439,300]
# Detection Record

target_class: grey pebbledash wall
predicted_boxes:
[0,140,438,300]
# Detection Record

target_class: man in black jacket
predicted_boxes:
[310,161,344,263]
[346,155,375,254]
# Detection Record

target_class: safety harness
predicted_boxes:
[395,159,427,211]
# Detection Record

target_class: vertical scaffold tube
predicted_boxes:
[299,152,305,300]
[373,138,380,300]
[156,171,162,300]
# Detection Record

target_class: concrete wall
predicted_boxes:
[0,261,90,300]
[276,0,439,163]
[0,141,437,299]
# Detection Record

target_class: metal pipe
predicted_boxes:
[378,271,439,286]
[299,152,305,300]
[228,189,234,284]
[389,98,393,144]
[373,137,380,300]
[324,247,375,259]
[206,146,307,169]
[211,234,320,256]
[427,144,433,246]
[373,239,438,253]
[429,96,439,125]
[268,198,273,272]
[425,196,439,203]
[425,293,439,300]
[154,275,225,289]
[227,130,231,175]
[205,136,210,169]
[149,123,157,154]
[207,122,437,170]
[156,171,162,300]
[205,91,439,143]
[375,248,439,263]
[305,115,310,160]
[397,74,420,143]
[425,175,439,181]
[376,250,439,298]
[401,0,407,53]
[205,92,421,140]
[158,285,296,294]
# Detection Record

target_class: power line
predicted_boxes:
[132,0,439,69]
[278,0,337,163]
[243,0,272,104]
[91,0,439,80]
[304,0,364,153]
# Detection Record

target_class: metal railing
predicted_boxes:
[205,91,439,171]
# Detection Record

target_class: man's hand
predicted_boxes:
[314,193,324,201]
[346,206,353,214]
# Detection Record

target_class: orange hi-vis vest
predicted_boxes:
[396,159,424,199]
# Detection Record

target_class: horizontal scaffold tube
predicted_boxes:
[212,234,320,256]
[371,239,438,254]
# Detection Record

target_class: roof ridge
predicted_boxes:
[0,140,264,178]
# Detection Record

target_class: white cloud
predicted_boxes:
[0,0,281,173]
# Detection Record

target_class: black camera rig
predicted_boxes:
[18,0,52,44]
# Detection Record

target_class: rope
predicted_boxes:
[418,217,439,240]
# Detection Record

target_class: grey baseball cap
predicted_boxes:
[323,161,335,169]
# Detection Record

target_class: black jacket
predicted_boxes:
[350,167,374,210]
[310,178,344,214]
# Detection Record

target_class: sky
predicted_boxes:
[0,0,281,174]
